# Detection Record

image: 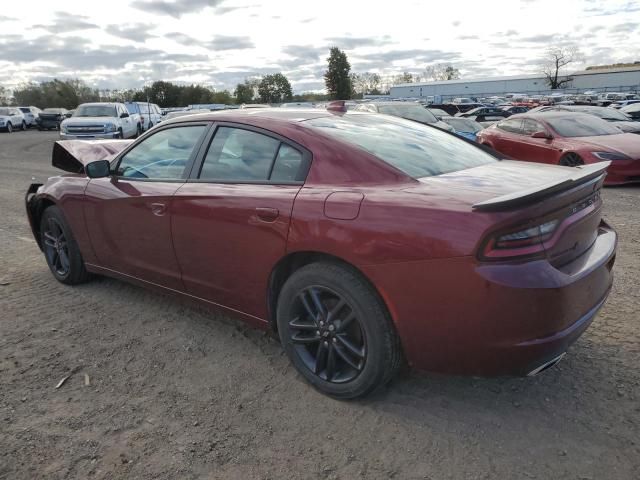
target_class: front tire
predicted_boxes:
[40,206,91,285]
[6,122,12,133]
[560,152,584,167]
[277,262,402,399]
[21,121,26,131]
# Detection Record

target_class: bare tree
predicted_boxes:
[542,46,579,89]
[351,72,382,95]
[422,64,460,81]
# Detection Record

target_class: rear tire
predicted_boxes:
[277,262,402,399]
[40,206,91,285]
[6,122,12,133]
[560,152,584,167]
[21,121,26,131]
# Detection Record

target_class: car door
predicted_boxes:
[84,122,209,289]
[171,123,311,319]
[515,119,559,164]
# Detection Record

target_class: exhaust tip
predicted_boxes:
[527,352,566,377]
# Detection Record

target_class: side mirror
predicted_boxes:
[86,160,111,179]
[65,112,73,118]
[120,112,129,118]
[531,131,552,139]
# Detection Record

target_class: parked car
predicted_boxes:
[135,102,162,130]
[26,108,617,398]
[426,107,450,119]
[439,116,484,142]
[36,108,70,130]
[610,99,640,109]
[18,106,42,127]
[540,105,640,134]
[0,107,27,132]
[123,102,143,136]
[477,112,640,185]
[621,103,640,120]
[159,109,213,122]
[502,105,529,114]
[353,101,454,131]
[456,107,511,127]
[60,103,138,139]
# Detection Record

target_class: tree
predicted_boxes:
[324,47,352,100]
[0,85,9,105]
[257,73,293,104]
[423,64,460,81]
[351,72,382,96]
[391,72,417,85]
[542,46,579,89]
[13,79,99,109]
[234,82,254,103]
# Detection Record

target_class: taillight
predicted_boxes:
[481,219,559,260]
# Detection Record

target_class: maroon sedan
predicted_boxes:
[477,112,640,185]
[26,109,616,398]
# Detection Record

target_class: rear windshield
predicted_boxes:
[575,107,631,121]
[75,105,117,117]
[377,105,438,124]
[546,115,622,137]
[306,114,496,178]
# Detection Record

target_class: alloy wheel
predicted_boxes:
[43,217,71,277]
[288,286,366,383]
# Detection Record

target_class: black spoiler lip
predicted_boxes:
[472,161,611,212]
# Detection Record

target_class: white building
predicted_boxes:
[389,66,640,100]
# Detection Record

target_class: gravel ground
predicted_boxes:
[1,131,639,480]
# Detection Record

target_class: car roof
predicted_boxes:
[79,102,120,107]
[162,107,340,126]
[363,101,419,106]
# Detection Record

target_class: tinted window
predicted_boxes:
[19,108,30,113]
[306,115,495,179]
[545,115,622,137]
[377,105,438,124]
[117,126,206,179]
[521,119,544,135]
[200,127,280,181]
[271,144,304,182]
[497,119,523,134]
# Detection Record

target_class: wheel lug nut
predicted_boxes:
[319,321,324,326]
[316,330,320,335]
[332,338,337,343]
[323,341,328,347]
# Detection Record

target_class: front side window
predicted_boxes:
[306,115,495,179]
[117,125,206,179]
[497,119,523,134]
[521,119,544,135]
[199,127,280,181]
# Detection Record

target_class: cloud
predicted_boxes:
[105,24,156,42]
[132,0,223,18]
[166,32,198,46]
[207,35,254,50]
[325,36,392,49]
[33,11,98,33]
[457,35,479,40]
[0,15,17,21]
[519,34,557,43]
[610,22,638,33]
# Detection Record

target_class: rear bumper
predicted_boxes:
[361,222,617,376]
[604,159,640,185]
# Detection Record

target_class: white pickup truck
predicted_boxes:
[60,102,139,139]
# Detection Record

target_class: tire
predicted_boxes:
[136,124,142,137]
[560,152,584,167]
[117,128,123,139]
[148,121,153,130]
[6,122,12,133]
[21,121,26,131]
[277,262,402,399]
[40,206,91,285]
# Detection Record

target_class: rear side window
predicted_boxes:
[306,115,495,179]
[199,127,306,182]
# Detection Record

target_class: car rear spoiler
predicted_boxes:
[472,161,610,211]
[52,140,133,174]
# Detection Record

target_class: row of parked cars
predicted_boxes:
[0,102,164,138]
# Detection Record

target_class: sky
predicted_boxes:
[0,0,639,93]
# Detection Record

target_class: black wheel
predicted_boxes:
[21,121,26,131]
[40,206,91,285]
[6,122,12,133]
[560,152,584,167]
[277,262,402,399]
[148,121,153,130]
[136,124,142,137]
[117,128,123,139]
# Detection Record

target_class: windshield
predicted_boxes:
[19,108,30,113]
[427,109,448,117]
[546,115,622,137]
[74,105,117,117]
[378,105,438,124]
[43,108,63,113]
[305,114,495,178]
[0,108,10,116]
[441,117,483,133]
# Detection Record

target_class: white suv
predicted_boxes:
[136,102,163,130]
[18,106,42,127]
[0,107,27,133]
[60,102,138,139]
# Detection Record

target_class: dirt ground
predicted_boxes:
[1,130,639,480]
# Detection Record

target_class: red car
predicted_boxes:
[26,109,617,398]
[477,112,640,185]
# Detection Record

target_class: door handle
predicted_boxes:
[255,207,279,222]
[150,202,167,216]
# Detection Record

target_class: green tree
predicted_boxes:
[324,47,352,100]
[13,79,99,109]
[211,90,233,104]
[234,82,254,103]
[257,73,293,103]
